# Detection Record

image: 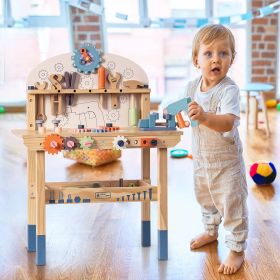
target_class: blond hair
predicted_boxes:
[192,24,236,66]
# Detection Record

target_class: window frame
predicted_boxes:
[0,0,69,28]
[104,0,248,28]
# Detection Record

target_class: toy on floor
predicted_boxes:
[266,99,277,108]
[171,149,188,158]
[170,149,192,159]
[0,106,5,113]
[277,103,280,111]
[250,161,277,185]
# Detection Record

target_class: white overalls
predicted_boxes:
[186,76,248,252]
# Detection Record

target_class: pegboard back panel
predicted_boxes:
[27,52,150,130]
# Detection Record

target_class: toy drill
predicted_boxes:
[165,97,198,128]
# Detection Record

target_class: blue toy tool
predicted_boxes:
[166,97,198,127]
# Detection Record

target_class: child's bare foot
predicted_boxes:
[190,232,218,250]
[218,250,245,275]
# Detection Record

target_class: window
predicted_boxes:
[213,0,247,17]
[0,0,3,18]
[10,0,61,20]
[106,0,248,103]
[104,0,139,25]
[148,0,205,18]
[0,0,70,105]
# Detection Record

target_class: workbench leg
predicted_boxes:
[27,151,36,252]
[141,148,151,247]
[157,148,168,260]
[36,151,46,265]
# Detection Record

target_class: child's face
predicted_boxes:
[195,38,233,88]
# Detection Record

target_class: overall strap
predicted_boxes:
[186,77,201,100]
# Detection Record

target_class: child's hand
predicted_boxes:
[188,101,207,123]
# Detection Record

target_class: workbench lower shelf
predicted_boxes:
[45,179,157,203]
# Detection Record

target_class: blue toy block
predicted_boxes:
[149,112,159,128]
[138,119,149,128]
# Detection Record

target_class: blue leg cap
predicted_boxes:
[27,224,36,252]
[141,220,151,247]
[158,230,168,260]
[36,235,46,265]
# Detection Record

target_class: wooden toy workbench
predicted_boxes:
[13,44,183,265]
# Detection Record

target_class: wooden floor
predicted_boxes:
[0,110,280,280]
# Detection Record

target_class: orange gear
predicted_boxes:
[44,134,64,155]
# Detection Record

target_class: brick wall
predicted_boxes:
[251,0,278,92]
[69,0,105,51]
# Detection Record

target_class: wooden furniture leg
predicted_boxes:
[252,96,258,129]
[157,148,168,260]
[260,91,270,137]
[27,150,36,252]
[141,148,151,246]
[246,91,250,130]
[36,151,46,265]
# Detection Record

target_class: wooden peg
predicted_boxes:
[98,66,106,89]
[129,94,138,127]
[36,119,46,134]
[98,66,107,109]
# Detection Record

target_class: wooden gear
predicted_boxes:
[43,134,64,155]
